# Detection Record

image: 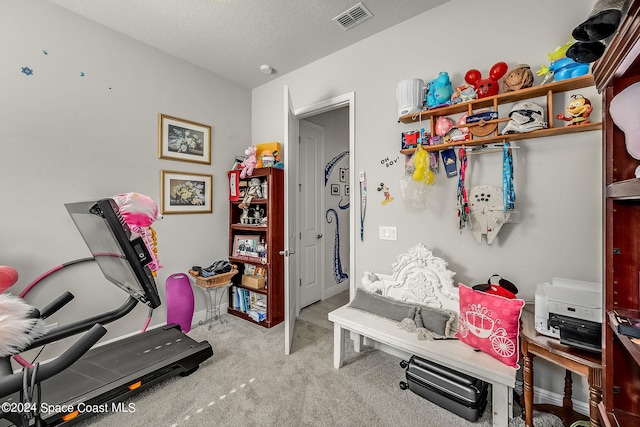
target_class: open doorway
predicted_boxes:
[297,107,350,330]
[284,90,355,354]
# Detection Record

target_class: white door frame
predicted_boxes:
[294,92,356,305]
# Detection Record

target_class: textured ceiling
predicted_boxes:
[48,0,449,89]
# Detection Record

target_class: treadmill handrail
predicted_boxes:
[0,324,107,398]
[24,296,138,350]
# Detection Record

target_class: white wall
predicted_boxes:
[1,0,251,356]
[252,0,600,407]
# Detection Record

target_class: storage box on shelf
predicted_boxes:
[227,167,284,328]
[398,74,602,154]
[593,1,640,426]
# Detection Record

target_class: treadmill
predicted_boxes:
[0,199,213,426]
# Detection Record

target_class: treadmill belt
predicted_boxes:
[2,324,212,425]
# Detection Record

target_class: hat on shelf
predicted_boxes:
[567,0,631,63]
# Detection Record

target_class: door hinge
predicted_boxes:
[299,183,302,192]
[299,278,302,287]
[299,232,302,239]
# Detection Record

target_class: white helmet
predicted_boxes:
[501,101,547,134]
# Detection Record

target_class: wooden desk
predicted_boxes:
[520,308,602,427]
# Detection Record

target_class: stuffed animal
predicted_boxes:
[425,72,453,109]
[239,146,257,179]
[0,293,47,357]
[464,62,508,99]
[503,64,534,92]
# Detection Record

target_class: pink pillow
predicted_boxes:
[456,283,525,368]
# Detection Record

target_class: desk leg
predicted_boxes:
[588,367,602,427]
[523,351,534,427]
[333,323,345,369]
[563,370,574,414]
[491,383,512,427]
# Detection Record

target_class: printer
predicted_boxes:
[534,277,602,353]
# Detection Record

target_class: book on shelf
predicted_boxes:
[248,309,266,323]
[614,311,640,339]
[233,287,267,316]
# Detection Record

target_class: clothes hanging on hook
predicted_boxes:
[456,148,469,232]
[503,142,515,211]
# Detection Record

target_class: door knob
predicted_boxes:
[316,234,323,239]
[278,250,296,257]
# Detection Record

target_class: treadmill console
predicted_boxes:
[65,198,161,308]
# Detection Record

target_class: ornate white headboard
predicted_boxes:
[360,243,459,314]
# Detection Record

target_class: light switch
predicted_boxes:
[379,226,397,240]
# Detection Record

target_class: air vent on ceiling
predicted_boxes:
[332,2,373,31]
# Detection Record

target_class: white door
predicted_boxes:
[283,86,299,355]
[298,120,324,308]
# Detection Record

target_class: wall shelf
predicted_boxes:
[398,74,601,154]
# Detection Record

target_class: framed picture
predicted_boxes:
[158,114,211,164]
[244,263,256,275]
[344,185,350,196]
[233,235,260,258]
[331,184,340,196]
[339,167,347,183]
[161,170,212,214]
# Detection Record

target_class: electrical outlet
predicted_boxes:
[379,226,397,240]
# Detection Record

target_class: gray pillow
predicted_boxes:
[348,288,414,322]
[418,305,456,338]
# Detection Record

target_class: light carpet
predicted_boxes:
[76,313,564,427]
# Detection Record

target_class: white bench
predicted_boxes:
[328,244,517,427]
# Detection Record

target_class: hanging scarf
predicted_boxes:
[503,142,515,211]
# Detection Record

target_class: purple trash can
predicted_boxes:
[166,272,195,333]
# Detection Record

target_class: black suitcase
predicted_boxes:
[399,355,488,422]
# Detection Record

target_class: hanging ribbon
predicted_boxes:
[456,148,469,231]
[503,142,515,211]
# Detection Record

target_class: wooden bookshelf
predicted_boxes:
[227,168,284,328]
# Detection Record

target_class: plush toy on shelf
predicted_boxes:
[464,62,508,99]
[239,146,257,179]
[425,72,453,109]
[556,94,593,126]
[503,64,534,92]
